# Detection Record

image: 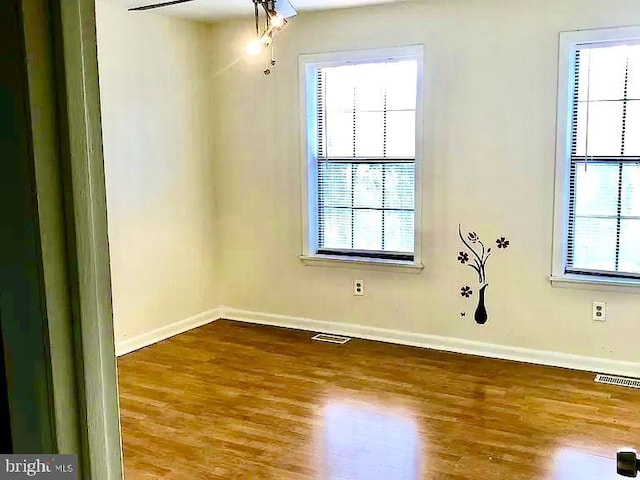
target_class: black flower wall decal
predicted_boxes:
[457,252,469,264]
[496,237,510,249]
[457,224,510,325]
[458,225,490,285]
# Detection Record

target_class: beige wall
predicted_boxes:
[96,1,218,344]
[211,0,640,363]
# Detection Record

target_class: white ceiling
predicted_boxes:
[112,0,402,21]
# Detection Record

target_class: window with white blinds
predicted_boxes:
[313,59,419,261]
[566,41,640,278]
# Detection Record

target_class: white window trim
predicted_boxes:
[298,45,425,271]
[551,26,640,289]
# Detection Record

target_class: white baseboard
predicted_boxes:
[115,307,222,357]
[116,305,640,377]
[220,306,640,378]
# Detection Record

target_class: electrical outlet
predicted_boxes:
[592,301,606,321]
[353,280,364,296]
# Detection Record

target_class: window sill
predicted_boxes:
[300,254,424,273]
[550,274,640,293]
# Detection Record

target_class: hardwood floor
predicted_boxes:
[118,320,640,479]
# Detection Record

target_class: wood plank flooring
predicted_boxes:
[117,320,640,479]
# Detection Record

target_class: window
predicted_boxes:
[553,27,640,284]
[300,47,423,267]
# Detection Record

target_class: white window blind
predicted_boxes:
[567,42,640,277]
[315,60,418,261]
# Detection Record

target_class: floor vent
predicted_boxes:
[594,374,640,389]
[311,333,351,345]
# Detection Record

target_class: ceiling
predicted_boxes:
[112,0,402,21]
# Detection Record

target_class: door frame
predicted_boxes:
[18,0,123,477]
[51,0,123,477]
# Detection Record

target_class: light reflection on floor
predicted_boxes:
[322,401,421,480]
[320,402,627,480]
[553,448,620,480]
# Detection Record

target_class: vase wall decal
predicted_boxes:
[457,225,509,325]
[474,284,488,325]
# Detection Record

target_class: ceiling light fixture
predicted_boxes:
[127,0,297,75]
[248,0,297,75]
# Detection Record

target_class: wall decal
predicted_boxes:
[457,225,509,325]
[496,237,510,249]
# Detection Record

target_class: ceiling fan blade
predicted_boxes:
[128,0,197,11]
[274,0,297,18]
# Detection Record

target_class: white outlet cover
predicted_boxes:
[592,301,606,321]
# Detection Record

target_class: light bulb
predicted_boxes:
[246,39,262,56]
[271,14,285,28]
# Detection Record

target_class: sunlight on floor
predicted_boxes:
[553,448,617,480]
[322,401,421,480]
